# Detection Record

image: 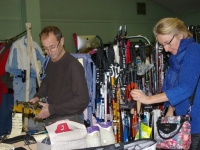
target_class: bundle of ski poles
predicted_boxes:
[94,25,169,143]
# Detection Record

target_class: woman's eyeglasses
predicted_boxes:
[159,36,175,49]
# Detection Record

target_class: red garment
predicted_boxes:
[0,43,10,76]
[0,43,11,105]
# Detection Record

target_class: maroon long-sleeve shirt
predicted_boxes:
[34,51,89,119]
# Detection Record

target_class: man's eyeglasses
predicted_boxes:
[159,36,175,49]
[42,40,61,52]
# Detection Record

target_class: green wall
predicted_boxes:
[40,0,174,52]
[0,1,22,40]
[180,12,200,26]
[0,0,41,43]
[1,0,198,53]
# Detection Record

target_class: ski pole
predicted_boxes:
[136,81,142,139]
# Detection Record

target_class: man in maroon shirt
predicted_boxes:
[30,26,89,124]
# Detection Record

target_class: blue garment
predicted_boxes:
[5,43,44,78]
[162,37,200,134]
[41,55,50,80]
[0,93,14,136]
[5,36,45,103]
[13,76,36,103]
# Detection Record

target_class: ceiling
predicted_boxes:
[151,0,200,15]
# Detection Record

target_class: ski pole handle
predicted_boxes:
[136,80,141,114]
[137,101,141,114]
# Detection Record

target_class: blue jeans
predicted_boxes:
[0,93,14,136]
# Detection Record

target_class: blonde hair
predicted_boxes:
[153,17,192,38]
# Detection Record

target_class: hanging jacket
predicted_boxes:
[5,36,45,78]
[0,43,11,94]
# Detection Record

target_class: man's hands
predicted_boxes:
[36,102,50,119]
[29,97,40,103]
[29,97,50,119]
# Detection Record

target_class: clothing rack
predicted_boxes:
[0,28,31,43]
[0,30,29,61]
[23,23,40,131]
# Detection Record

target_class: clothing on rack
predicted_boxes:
[5,35,45,102]
[0,41,14,137]
[0,43,12,106]
[0,93,13,136]
[6,36,44,78]
[0,29,41,136]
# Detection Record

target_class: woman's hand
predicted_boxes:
[130,89,150,104]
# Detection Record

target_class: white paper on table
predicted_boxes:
[8,113,23,138]
[0,143,15,150]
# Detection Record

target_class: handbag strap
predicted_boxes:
[187,76,200,113]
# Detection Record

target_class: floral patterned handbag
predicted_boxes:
[155,76,199,150]
[155,115,191,149]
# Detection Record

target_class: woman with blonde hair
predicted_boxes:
[130,18,200,149]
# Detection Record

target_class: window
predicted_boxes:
[137,2,146,15]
